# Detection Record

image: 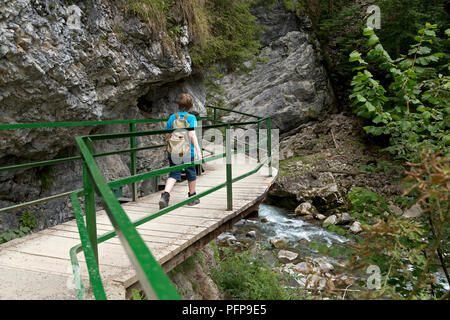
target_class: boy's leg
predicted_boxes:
[160,157,182,209]
[188,180,196,195]
[186,159,199,206]
[165,178,177,193]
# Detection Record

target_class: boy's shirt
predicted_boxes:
[165,111,197,158]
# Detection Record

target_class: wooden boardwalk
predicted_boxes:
[0,156,277,299]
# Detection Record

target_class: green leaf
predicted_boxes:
[367,35,379,45]
[365,102,376,112]
[349,51,362,62]
[363,28,375,36]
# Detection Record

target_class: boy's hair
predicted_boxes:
[177,93,194,112]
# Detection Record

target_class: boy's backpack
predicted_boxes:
[166,113,192,157]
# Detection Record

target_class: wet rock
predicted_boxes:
[246,230,257,238]
[260,218,269,223]
[350,221,363,234]
[295,202,318,216]
[278,250,298,262]
[297,238,310,246]
[337,212,353,225]
[402,203,423,219]
[323,215,338,225]
[270,238,289,249]
[388,203,403,216]
[315,213,327,220]
[301,214,315,221]
[270,171,344,212]
[313,257,334,273]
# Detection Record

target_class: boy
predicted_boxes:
[159,93,202,209]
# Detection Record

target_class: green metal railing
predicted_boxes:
[0,118,209,214]
[0,107,274,300]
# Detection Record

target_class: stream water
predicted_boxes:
[217,203,450,295]
[218,203,349,261]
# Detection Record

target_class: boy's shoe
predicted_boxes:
[187,192,200,206]
[159,192,170,209]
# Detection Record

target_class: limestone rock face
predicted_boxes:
[0,0,196,163]
[207,3,335,133]
[0,0,207,232]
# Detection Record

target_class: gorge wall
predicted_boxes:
[207,2,336,134]
[0,0,207,232]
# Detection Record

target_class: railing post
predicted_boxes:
[226,124,233,210]
[257,120,261,163]
[196,120,203,176]
[83,138,98,265]
[213,108,217,125]
[267,118,272,177]
[130,123,137,201]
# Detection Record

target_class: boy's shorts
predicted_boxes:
[168,156,197,182]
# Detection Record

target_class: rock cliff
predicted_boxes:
[0,0,206,231]
[207,2,336,133]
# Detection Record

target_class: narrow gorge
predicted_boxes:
[1,0,448,301]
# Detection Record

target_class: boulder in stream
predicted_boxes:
[323,215,338,225]
[350,221,363,234]
[278,250,298,262]
[270,238,289,249]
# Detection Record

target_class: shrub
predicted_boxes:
[211,247,290,299]
[349,24,450,162]
[344,153,449,299]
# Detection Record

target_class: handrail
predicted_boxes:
[0,106,274,300]
[69,150,270,299]
[68,108,273,299]
[0,117,211,214]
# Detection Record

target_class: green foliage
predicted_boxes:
[171,250,203,275]
[190,0,263,72]
[36,166,54,192]
[346,187,391,224]
[349,24,450,162]
[356,159,403,175]
[0,212,36,244]
[122,0,262,72]
[298,0,449,107]
[377,0,450,58]
[343,153,449,299]
[131,289,147,300]
[123,0,210,51]
[0,226,32,244]
[18,212,37,230]
[211,247,292,299]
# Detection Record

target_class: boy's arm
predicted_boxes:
[189,130,202,160]
[187,115,201,159]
